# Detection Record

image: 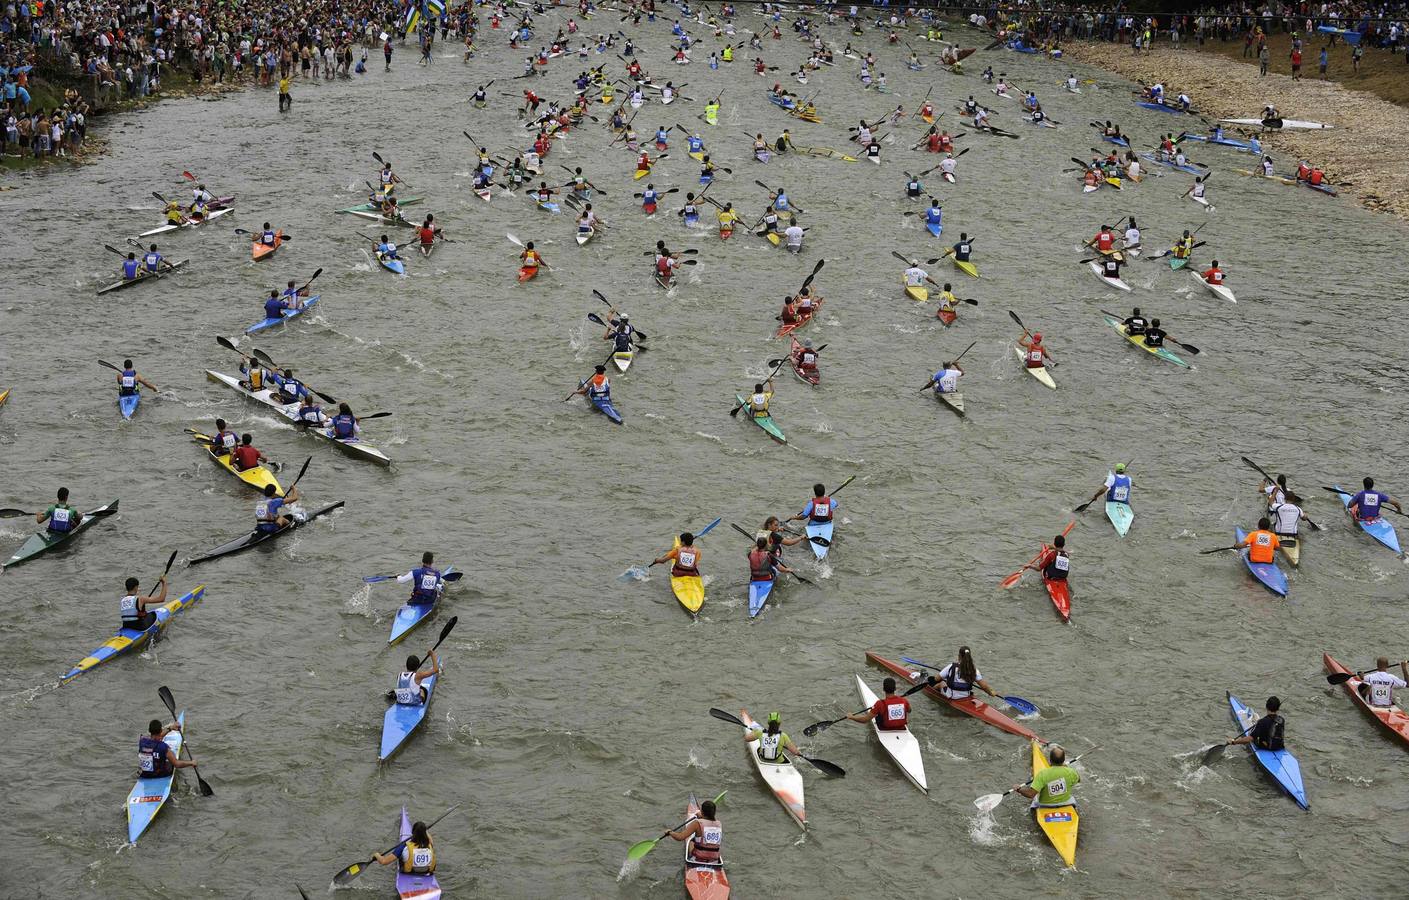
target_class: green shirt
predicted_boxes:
[1032,765,1079,804]
[749,726,792,762]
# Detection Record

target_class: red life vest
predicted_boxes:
[1095,231,1114,250]
[747,548,773,581]
[672,545,700,577]
[655,257,672,276]
[872,695,910,731]
[418,226,435,245]
[808,496,832,521]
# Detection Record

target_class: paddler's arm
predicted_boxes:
[846,707,877,723]
[138,375,158,391]
[649,547,679,567]
[373,849,400,865]
[416,651,441,682]
[667,819,701,842]
[1014,782,1038,799]
[144,575,169,607]
[1087,485,1107,503]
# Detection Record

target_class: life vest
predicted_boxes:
[1043,549,1070,580]
[1026,346,1044,367]
[747,547,773,581]
[394,671,427,706]
[418,226,435,245]
[409,565,442,603]
[402,841,435,874]
[938,663,973,697]
[874,695,909,730]
[48,505,75,533]
[807,496,832,522]
[1107,474,1131,503]
[119,593,144,626]
[655,257,673,276]
[137,734,172,778]
[1095,231,1114,251]
[587,373,609,398]
[672,545,699,577]
[1245,529,1278,564]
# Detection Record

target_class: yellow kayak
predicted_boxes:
[903,277,928,302]
[688,151,705,161]
[669,536,704,615]
[1031,741,1079,867]
[0,388,9,408]
[953,258,979,278]
[633,168,651,180]
[191,433,283,496]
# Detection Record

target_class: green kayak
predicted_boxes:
[338,196,423,214]
[1101,315,1191,368]
[736,394,787,443]
[2,499,119,571]
[1168,255,1189,271]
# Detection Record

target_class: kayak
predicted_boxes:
[1335,485,1402,553]
[1102,315,1191,368]
[0,389,8,408]
[349,209,417,228]
[418,241,437,258]
[747,578,774,618]
[941,172,956,183]
[684,793,732,899]
[865,652,1040,740]
[340,196,423,213]
[517,266,538,282]
[119,393,141,420]
[1136,100,1192,115]
[903,279,929,302]
[205,370,392,466]
[854,674,927,793]
[138,207,232,237]
[1088,260,1131,291]
[1181,133,1258,152]
[934,387,965,417]
[378,252,406,275]
[244,294,320,335]
[1043,572,1072,622]
[634,168,651,180]
[191,432,283,495]
[775,298,821,338]
[952,258,979,278]
[789,337,819,386]
[740,709,805,826]
[804,518,832,561]
[938,307,957,326]
[583,383,622,424]
[2,499,118,571]
[388,566,457,645]
[925,221,943,238]
[1101,134,1130,147]
[735,394,785,443]
[1234,527,1288,597]
[612,350,634,373]
[188,500,346,565]
[1031,740,1079,866]
[1280,534,1302,567]
[1014,346,1056,390]
[252,231,284,261]
[1139,151,1202,174]
[754,149,772,163]
[380,665,438,762]
[96,259,190,295]
[127,711,185,843]
[1323,653,1409,750]
[1222,117,1331,130]
[61,584,206,684]
[1169,256,1190,271]
[537,201,561,214]
[1227,691,1308,809]
[1189,270,1236,303]
[396,807,443,900]
[576,227,595,246]
[1105,500,1134,537]
[669,536,705,616]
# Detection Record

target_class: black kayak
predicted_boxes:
[188,501,345,565]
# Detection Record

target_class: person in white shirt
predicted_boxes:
[926,646,1004,701]
[1268,493,1310,539]
[1123,220,1142,252]
[1362,658,1409,708]
[904,260,935,288]
[783,222,804,252]
[939,154,957,178]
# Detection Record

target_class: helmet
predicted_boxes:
[910,259,919,267]
[1032,332,1043,340]
[1115,463,1126,474]
[767,711,781,724]
[802,339,812,348]
[620,314,629,322]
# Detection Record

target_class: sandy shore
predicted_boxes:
[1061,42,1409,222]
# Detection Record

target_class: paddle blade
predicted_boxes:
[998,569,1026,589]
[626,837,661,862]
[158,685,178,719]
[193,767,215,797]
[1201,742,1229,765]
[332,858,375,886]
[803,755,846,778]
[708,707,744,727]
[1325,672,1354,685]
[974,792,1006,812]
[801,720,830,738]
[1002,695,1039,716]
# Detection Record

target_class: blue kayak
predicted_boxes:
[805,520,833,560]
[1139,152,1202,175]
[748,579,773,617]
[387,566,456,645]
[245,295,320,334]
[1335,485,1402,553]
[1101,134,1130,147]
[1235,527,1288,597]
[1181,133,1259,152]
[126,711,184,842]
[925,221,943,238]
[1136,100,1191,114]
[1228,692,1308,809]
[380,670,437,762]
[119,393,140,420]
[581,382,622,424]
[700,173,714,185]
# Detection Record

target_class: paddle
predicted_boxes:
[0,506,119,519]
[157,686,213,797]
[115,239,179,272]
[1199,544,1242,555]
[973,746,1100,812]
[802,680,936,737]
[999,520,1075,588]
[897,656,1038,714]
[248,350,339,404]
[706,708,846,776]
[332,804,460,886]
[1326,662,1407,686]
[384,615,459,700]
[234,228,294,241]
[1320,486,1409,518]
[625,791,727,863]
[1233,456,1318,529]
[371,151,413,189]
[363,571,465,585]
[147,550,178,593]
[729,359,786,417]
[798,258,825,293]
[646,517,722,570]
[283,457,313,494]
[731,520,831,550]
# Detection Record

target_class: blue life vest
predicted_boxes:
[138,735,172,777]
[123,258,139,279]
[119,369,138,396]
[143,252,161,272]
[255,497,286,532]
[1107,474,1131,503]
[410,565,442,604]
[264,297,285,320]
[926,208,942,225]
[330,413,356,439]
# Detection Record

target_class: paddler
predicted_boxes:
[1123,219,1142,252]
[397,552,444,607]
[716,202,739,236]
[294,396,324,427]
[1347,477,1403,522]
[789,483,837,529]
[1014,744,1080,808]
[921,350,966,397]
[262,290,289,323]
[919,200,943,234]
[747,534,794,586]
[1089,224,1117,254]
[904,259,940,291]
[603,314,637,353]
[1268,490,1310,549]
[36,487,83,533]
[1225,695,1289,752]
[117,359,157,405]
[744,711,800,762]
[1140,318,1171,349]
[519,241,544,275]
[375,818,436,876]
[651,531,703,578]
[935,285,960,323]
[1122,308,1147,335]
[274,369,309,405]
[1085,462,1131,508]
[230,434,271,472]
[120,252,141,281]
[574,365,612,404]
[1199,259,1226,289]
[187,196,208,223]
[1035,533,1070,583]
[1097,252,1125,283]
[904,173,925,198]
[939,152,959,182]
[655,248,679,284]
[137,717,199,780]
[119,573,168,630]
[926,646,1007,702]
[654,125,670,150]
[1170,230,1195,261]
[255,482,301,533]
[377,161,399,194]
[668,797,722,864]
[208,419,239,455]
[783,221,804,253]
[704,96,720,123]
[417,216,440,251]
[774,129,793,153]
[846,677,910,730]
[1235,516,1281,563]
[945,232,975,267]
[375,234,402,265]
[142,243,167,274]
[1360,658,1409,709]
[254,222,280,251]
[388,649,440,707]
[741,375,775,423]
[686,132,706,157]
[326,403,361,441]
[162,200,187,226]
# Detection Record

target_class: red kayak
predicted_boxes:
[1324,652,1409,749]
[776,298,822,338]
[938,308,957,326]
[644,202,657,215]
[517,266,538,283]
[865,651,1041,741]
[789,337,819,385]
[1043,573,1072,622]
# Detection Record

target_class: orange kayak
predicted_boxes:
[517,266,538,282]
[252,231,283,261]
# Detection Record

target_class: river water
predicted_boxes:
[2,10,1408,900]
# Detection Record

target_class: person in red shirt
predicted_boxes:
[1019,331,1055,369]
[637,150,653,172]
[1201,260,1225,285]
[230,434,269,472]
[849,677,910,731]
[418,215,440,250]
[1090,225,1116,252]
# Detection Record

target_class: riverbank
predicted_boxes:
[1061,42,1409,222]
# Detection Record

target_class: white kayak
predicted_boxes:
[1189,269,1236,303]
[1221,117,1332,130]
[576,227,595,246]
[741,709,806,827]
[139,207,232,237]
[1088,260,1131,291]
[854,675,927,793]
